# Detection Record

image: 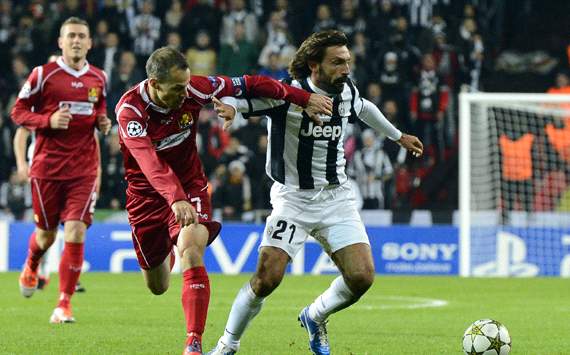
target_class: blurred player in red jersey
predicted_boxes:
[115,46,331,355]
[11,17,112,323]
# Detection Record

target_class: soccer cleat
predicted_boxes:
[298,307,330,355]
[37,275,50,290]
[75,281,86,293]
[49,307,75,324]
[206,339,239,355]
[19,264,39,298]
[183,332,203,355]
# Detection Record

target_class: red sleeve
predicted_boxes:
[117,104,187,206]
[11,66,51,130]
[439,87,449,112]
[410,89,418,114]
[95,71,108,117]
[188,75,310,107]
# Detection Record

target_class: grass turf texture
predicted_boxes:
[0,273,568,354]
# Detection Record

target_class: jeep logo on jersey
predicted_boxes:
[178,113,193,129]
[300,121,342,140]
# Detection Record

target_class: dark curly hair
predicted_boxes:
[288,30,348,80]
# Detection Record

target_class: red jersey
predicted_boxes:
[11,57,107,180]
[116,75,310,206]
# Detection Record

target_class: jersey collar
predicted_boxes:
[139,79,171,114]
[307,77,333,96]
[56,57,90,78]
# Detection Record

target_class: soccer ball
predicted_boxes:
[462,319,511,355]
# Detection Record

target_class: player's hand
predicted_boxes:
[397,133,424,158]
[212,97,236,131]
[50,105,72,129]
[15,163,30,183]
[97,115,112,135]
[171,200,199,227]
[304,94,333,126]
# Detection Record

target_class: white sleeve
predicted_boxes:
[358,99,402,141]
[219,97,286,114]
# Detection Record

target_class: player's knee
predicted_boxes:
[147,280,169,295]
[35,230,56,249]
[250,273,281,297]
[345,269,375,297]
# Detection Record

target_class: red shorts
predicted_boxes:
[126,186,221,270]
[31,176,98,230]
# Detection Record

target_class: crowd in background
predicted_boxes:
[0,0,568,222]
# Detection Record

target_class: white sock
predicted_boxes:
[308,276,356,323]
[221,282,264,348]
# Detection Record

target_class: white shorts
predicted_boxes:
[260,182,370,258]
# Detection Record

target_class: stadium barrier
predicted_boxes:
[0,221,568,276]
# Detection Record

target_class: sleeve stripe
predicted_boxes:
[29,66,43,95]
[41,68,63,92]
[187,78,226,100]
[117,103,143,118]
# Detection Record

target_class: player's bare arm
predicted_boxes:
[397,133,424,157]
[96,115,112,135]
[49,104,72,129]
[13,127,31,183]
[171,200,199,227]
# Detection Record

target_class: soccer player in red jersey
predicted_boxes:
[115,46,331,355]
[11,17,112,323]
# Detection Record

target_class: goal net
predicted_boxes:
[459,93,570,277]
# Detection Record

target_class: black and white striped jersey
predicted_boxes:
[232,77,400,190]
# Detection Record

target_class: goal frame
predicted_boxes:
[458,92,570,277]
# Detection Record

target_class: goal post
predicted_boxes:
[459,93,570,277]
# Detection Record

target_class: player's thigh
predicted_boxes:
[128,195,175,271]
[331,242,375,278]
[177,223,209,259]
[30,178,63,231]
[260,213,310,260]
[60,175,97,226]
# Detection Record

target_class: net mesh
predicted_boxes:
[467,97,570,276]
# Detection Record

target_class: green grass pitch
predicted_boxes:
[1,273,569,354]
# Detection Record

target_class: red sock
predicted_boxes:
[182,266,210,335]
[57,242,84,308]
[26,232,47,271]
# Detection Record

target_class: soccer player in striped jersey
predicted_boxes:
[208,30,423,355]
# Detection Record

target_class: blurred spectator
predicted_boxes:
[547,71,570,94]
[99,127,126,209]
[258,52,289,80]
[164,0,185,35]
[180,0,222,49]
[93,19,110,50]
[376,51,406,104]
[108,51,144,117]
[91,32,122,86]
[312,4,336,33]
[0,170,32,220]
[219,135,253,168]
[249,134,272,210]
[186,30,216,76]
[350,49,369,89]
[365,82,383,108]
[99,0,130,39]
[336,0,366,41]
[349,129,393,209]
[196,109,229,177]
[365,0,400,53]
[432,31,460,92]
[381,100,409,165]
[12,15,42,66]
[220,0,258,45]
[410,54,449,163]
[258,11,296,68]
[457,18,484,91]
[0,0,15,69]
[217,22,258,76]
[166,31,183,51]
[233,116,266,153]
[130,0,161,70]
[213,160,252,220]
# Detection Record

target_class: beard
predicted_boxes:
[316,68,347,94]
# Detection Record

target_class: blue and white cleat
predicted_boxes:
[206,339,238,355]
[298,307,330,355]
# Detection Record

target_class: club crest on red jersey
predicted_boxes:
[178,113,193,129]
[87,87,100,103]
